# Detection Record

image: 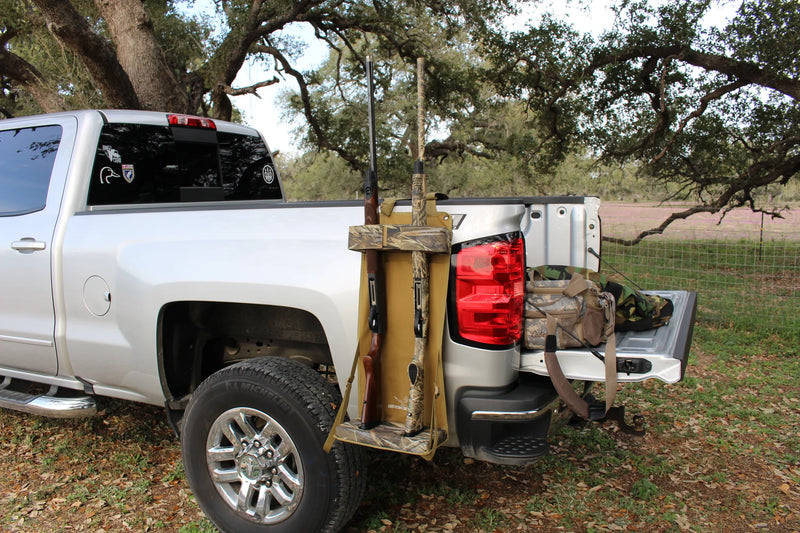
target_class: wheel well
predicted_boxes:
[158,301,334,407]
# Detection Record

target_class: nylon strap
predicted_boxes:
[543,299,618,420]
[543,316,590,419]
[323,347,361,453]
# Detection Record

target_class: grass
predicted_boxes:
[604,239,800,336]
[349,321,800,532]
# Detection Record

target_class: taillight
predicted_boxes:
[167,114,216,129]
[454,236,525,346]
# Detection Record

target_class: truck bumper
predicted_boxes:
[456,373,569,466]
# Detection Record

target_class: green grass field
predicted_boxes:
[603,239,800,336]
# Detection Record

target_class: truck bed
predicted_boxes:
[519,290,697,383]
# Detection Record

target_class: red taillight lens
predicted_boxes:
[167,114,216,129]
[455,236,525,346]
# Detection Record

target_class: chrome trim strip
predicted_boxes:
[0,334,53,348]
[471,406,549,422]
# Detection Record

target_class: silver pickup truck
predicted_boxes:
[0,109,696,533]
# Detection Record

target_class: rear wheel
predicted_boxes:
[181,357,365,533]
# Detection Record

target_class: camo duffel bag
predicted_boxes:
[533,265,673,332]
[524,272,619,419]
[524,272,615,350]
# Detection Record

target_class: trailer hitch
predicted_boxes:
[603,406,646,436]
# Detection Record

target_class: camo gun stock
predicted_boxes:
[404,57,429,436]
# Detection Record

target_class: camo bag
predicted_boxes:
[532,265,673,332]
[524,273,614,350]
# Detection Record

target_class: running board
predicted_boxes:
[0,379,96,418]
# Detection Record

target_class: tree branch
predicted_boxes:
[587,45,800,100]
[0,35,65,112]
[605,151,800,246]
[257,44,361,168]
[31,0,140,109]
[602,205,719,246]
[649,79,748,165]
[218,77,280,96]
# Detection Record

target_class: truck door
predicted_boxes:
[0,118,74,375]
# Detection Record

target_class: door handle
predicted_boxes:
[11,238,47,253]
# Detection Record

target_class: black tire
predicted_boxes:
[181,357,366,533]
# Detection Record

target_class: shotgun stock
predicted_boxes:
[360,57,385,430]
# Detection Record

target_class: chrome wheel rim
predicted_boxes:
[206,407,304,524]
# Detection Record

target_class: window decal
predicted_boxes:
[102,145,122,163]
[121,164,135,183]
[100,167,121,184]
[262,165,275,184]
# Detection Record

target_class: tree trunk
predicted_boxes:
[31,0,140,109]
[94,0,190,112]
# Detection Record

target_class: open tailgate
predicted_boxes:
[519,290,697,383]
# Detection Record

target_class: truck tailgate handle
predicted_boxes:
[11,238,47,253]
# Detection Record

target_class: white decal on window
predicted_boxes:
[102,145,122,164]
[262,164,275,184]
[121,164,135,183]
[100,167,121,184]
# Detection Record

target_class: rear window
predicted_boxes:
[0,125,62,216]
[87,123,281,206]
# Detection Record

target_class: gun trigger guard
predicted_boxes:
[414,309,423,337]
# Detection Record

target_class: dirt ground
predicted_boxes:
[0,328,798,533]
[599,202,800,241]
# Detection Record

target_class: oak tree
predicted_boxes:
[484,0,800,243]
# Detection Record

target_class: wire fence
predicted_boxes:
[599,203,800,336]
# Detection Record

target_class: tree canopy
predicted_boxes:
[1,0,798,242]
[483,0,800,243]
[0,0,510,119]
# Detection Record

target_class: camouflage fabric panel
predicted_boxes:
[525,279,572,295]
[524,276,610,349]
[532,265,610,286]
[524,291,584,318]
[524,317,584,349]
[334,420,446,456]
[525,288,584,349]
[348,224,451,253]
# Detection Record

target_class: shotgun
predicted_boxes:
[404,57,429,436]
[360,56,385,430]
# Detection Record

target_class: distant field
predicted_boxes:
[600,202,800,241]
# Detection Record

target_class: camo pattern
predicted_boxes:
[524,277,608,350]
[405,169,432,436]
[334,420,446,456]
[348,224,451,253]
[532,265,673,332]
